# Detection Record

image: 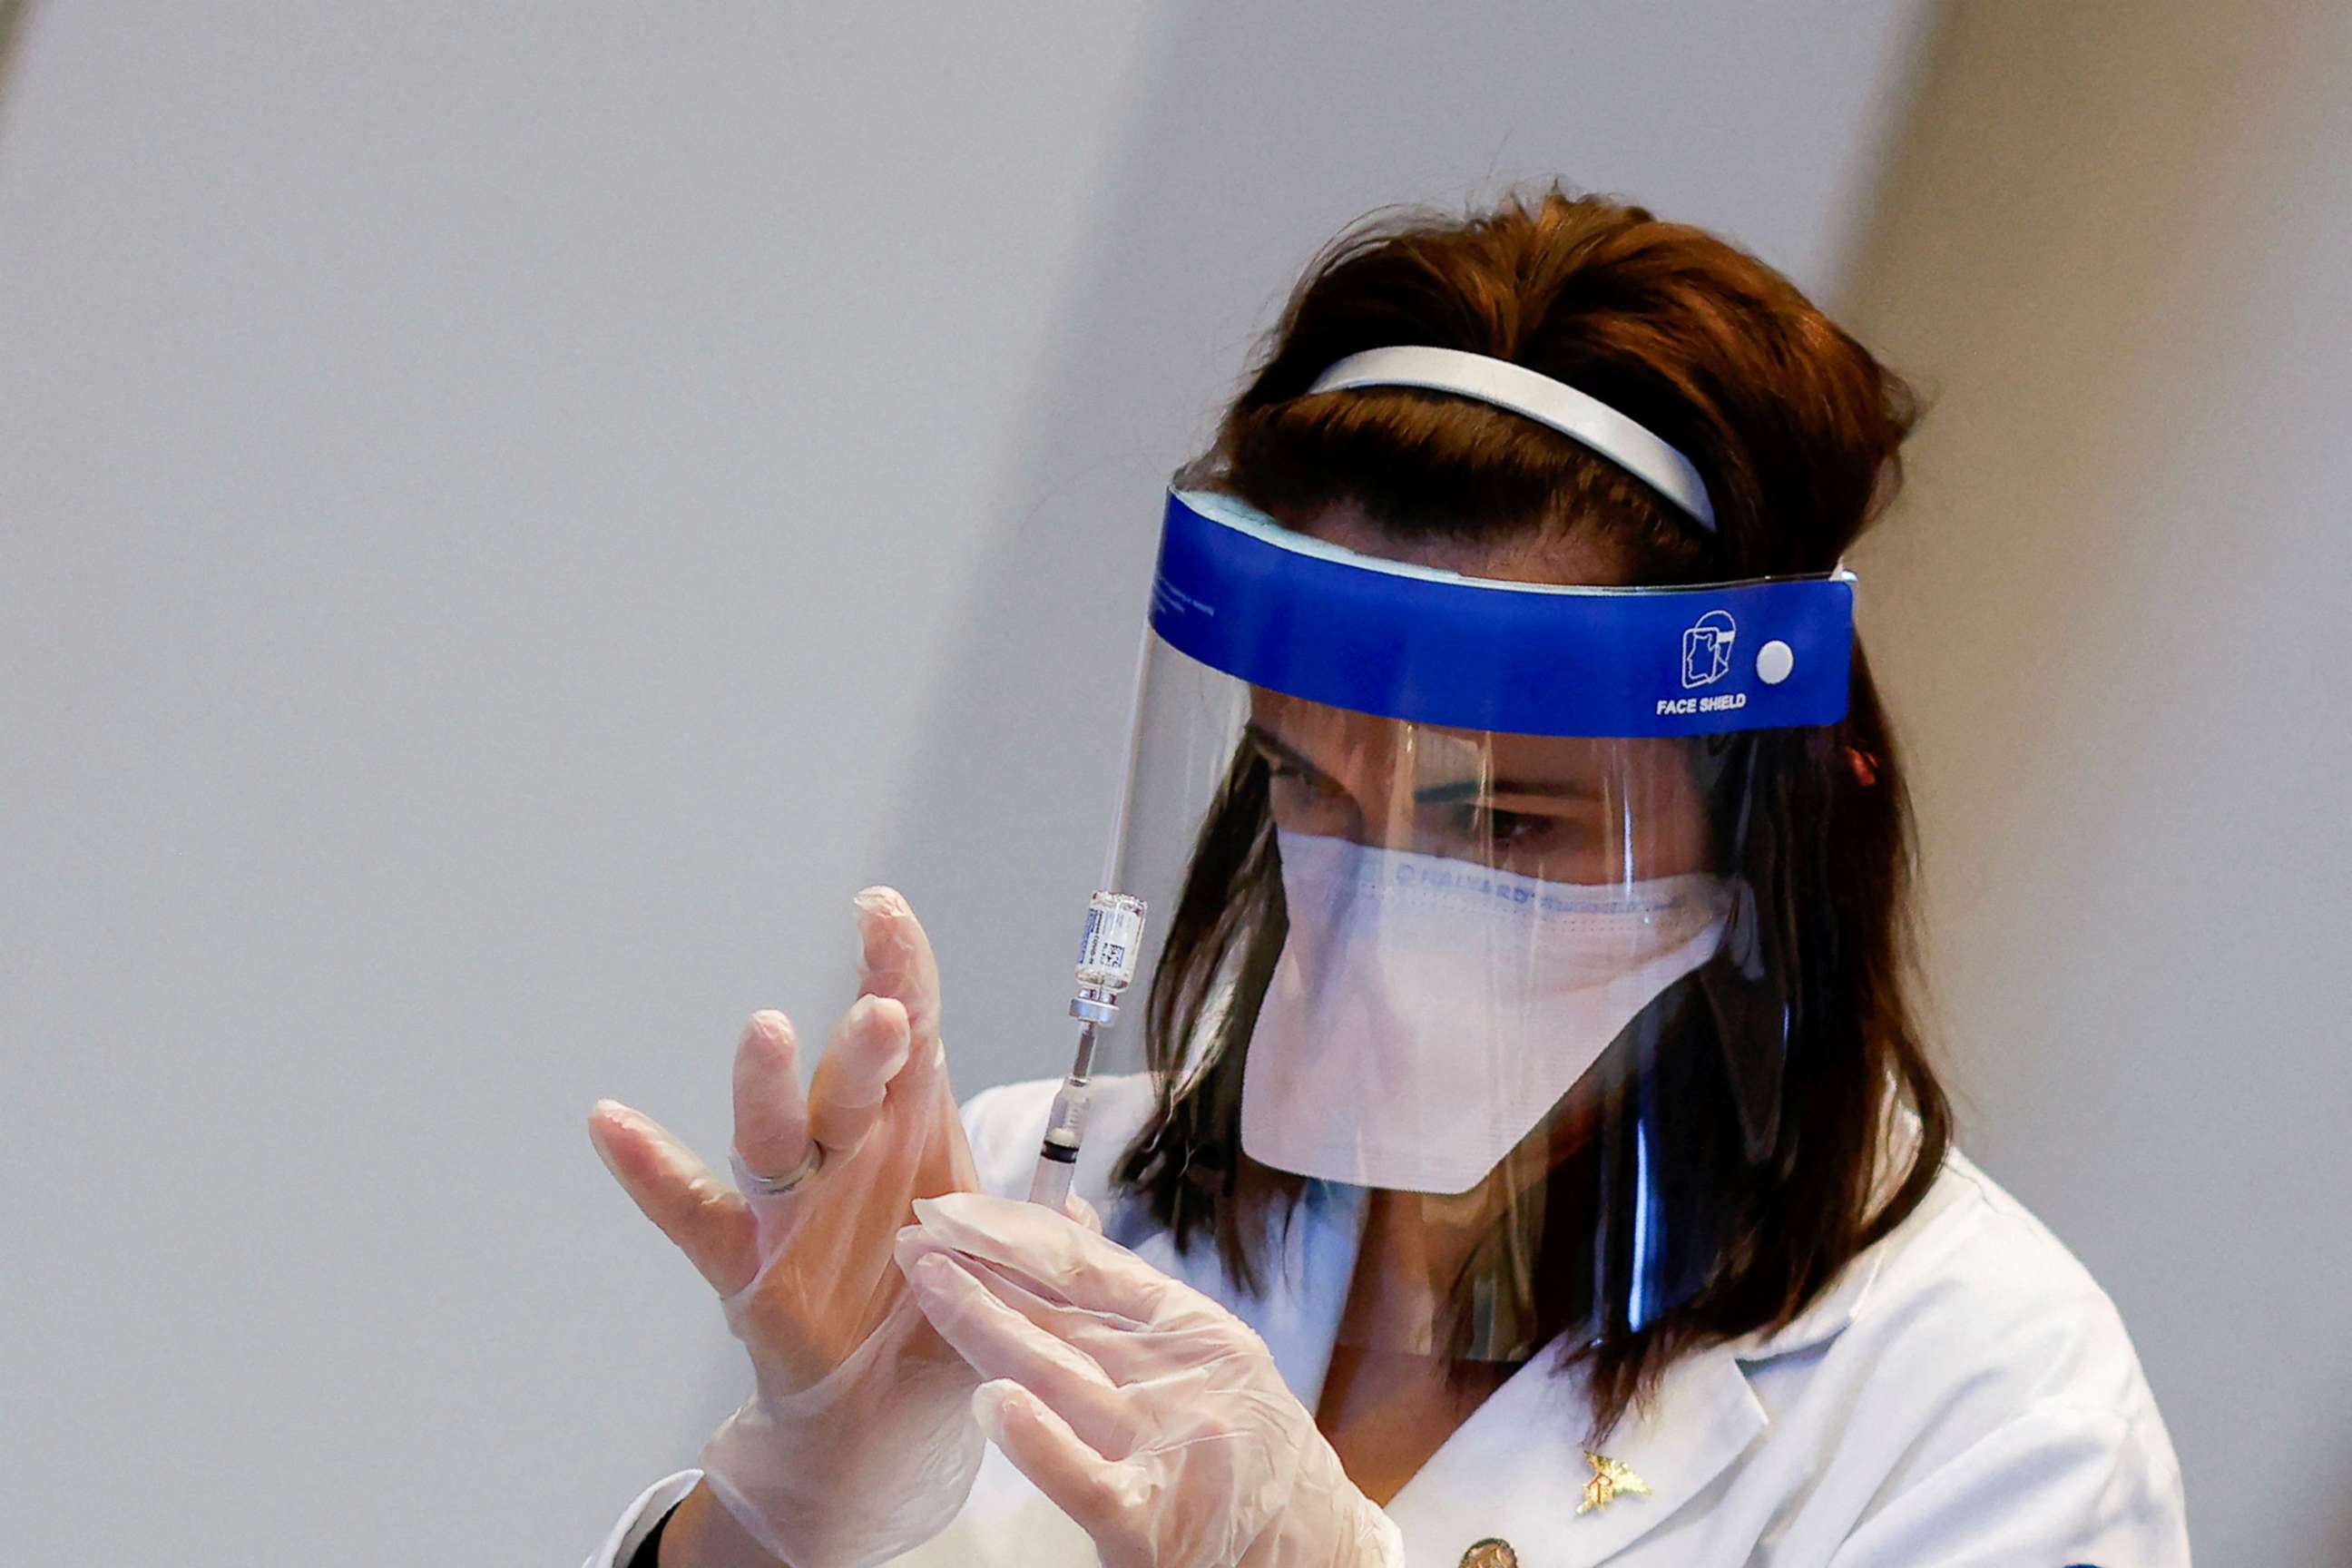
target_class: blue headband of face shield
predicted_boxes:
[1149,489,1854,738]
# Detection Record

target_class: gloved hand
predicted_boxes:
[895,1191,1406,1568]
[588,887,985,1568]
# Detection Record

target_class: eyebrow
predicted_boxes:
[1410,778,1602,807]
[1241,722,1343,789]
[1244,722,1601,806]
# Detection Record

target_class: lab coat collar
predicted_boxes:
[1733,1237,1888,1362]
[1729,1099,1920,1364]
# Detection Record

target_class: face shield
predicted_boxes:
[1099,486,1857,1359]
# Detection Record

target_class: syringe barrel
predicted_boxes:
[1024,1075,1090,1209]
[1025,1148,1078,1210]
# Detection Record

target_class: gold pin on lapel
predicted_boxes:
[1457,1539,1517,1568]
[1576,1449,1653,1515]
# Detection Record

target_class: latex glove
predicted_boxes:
[588,887,985,1568]
[895,1191,1406,1568]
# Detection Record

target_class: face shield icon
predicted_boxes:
[1681,610,1737,689]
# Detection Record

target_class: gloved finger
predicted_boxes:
[1063,1193,1103,1235]
[971,1379,1132,1542]
[807,993,911,1160]
[898,1237,1173,1394]
[851,887,948,1099]
[898,1250,1130,1446]
[900,1217,1151,1329]
[730,1011,812,1191]
[587,1098,758,1296]
[908,1191,1200,1326]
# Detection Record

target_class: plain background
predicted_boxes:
[1,2,2342,1562]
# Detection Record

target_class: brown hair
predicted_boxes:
[1112,185,1950,1437]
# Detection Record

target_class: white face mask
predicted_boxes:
[1239,830,1730,1196]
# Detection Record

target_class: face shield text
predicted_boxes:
[1656,691,1748,716]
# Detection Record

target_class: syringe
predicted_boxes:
[1026,890,1148,1210]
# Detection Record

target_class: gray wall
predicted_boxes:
[1843,3,2352,1562]
[8,2,2337,1562]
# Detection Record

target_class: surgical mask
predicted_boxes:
[1240,829,1731,1196]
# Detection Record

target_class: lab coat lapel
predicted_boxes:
[1381,1239,1889,1566]
[1385,1337,1765,1567]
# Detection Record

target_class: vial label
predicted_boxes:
[1075,892,1147,988]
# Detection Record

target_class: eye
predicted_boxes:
[1252,744,1340,796]
[1451,804,1561,849]
[1446,802,1611,863]
[1270,766,1350,808]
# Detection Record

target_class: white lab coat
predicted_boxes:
[584,1073,2189,1567]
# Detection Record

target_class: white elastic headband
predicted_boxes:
[1304,345,1718,532]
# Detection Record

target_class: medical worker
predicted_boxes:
[580,188,2190,1567]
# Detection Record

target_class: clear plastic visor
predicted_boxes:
[1098,489,1857,1358]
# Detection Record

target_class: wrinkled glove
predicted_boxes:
[896,1190,1406,1568]
[589,888,985,1568]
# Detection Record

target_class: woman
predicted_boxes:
[583,189,2189,1567]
